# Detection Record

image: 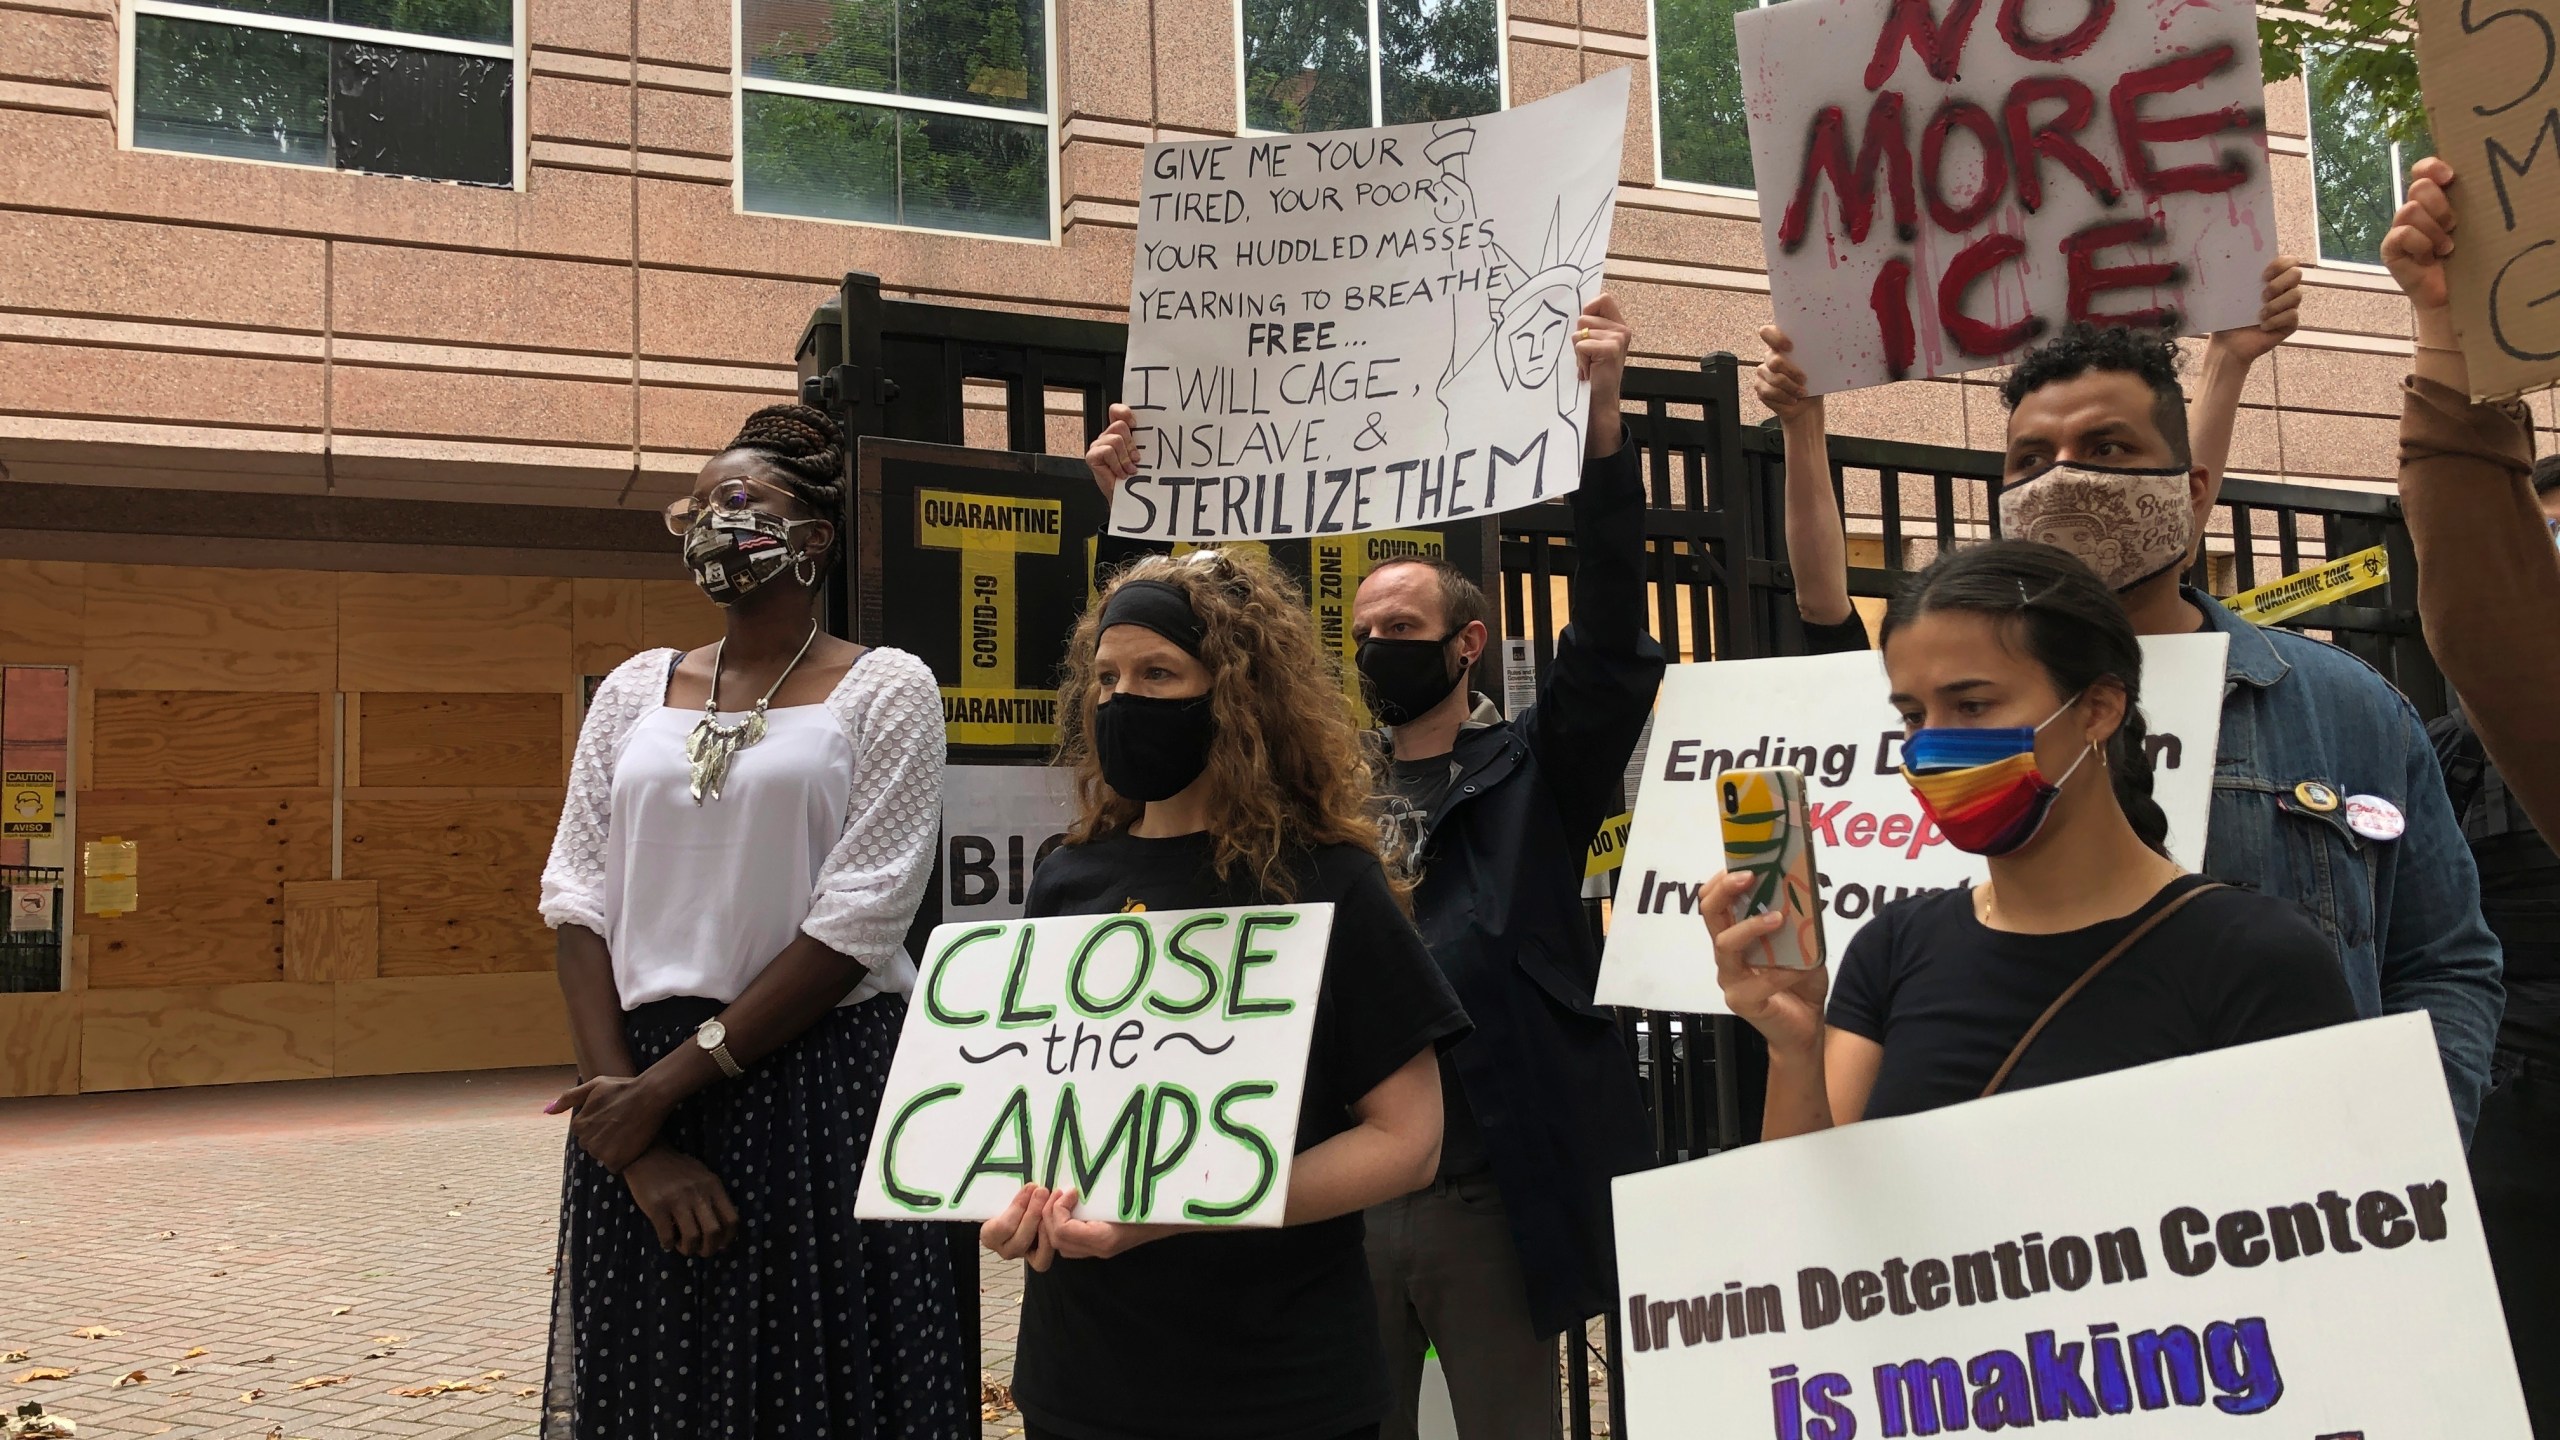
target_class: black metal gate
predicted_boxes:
[798,272,2437,1438]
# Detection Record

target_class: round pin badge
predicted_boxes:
[2293,781,2340,813]
[2343,794,2405,842]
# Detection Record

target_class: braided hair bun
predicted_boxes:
[725,403,845,519]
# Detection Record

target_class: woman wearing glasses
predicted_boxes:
[537,403,966,1438]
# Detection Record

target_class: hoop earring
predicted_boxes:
[793,554,822,588]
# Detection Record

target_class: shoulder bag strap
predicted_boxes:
[1980,882,2229,1099]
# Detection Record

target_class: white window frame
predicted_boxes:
[1232,0,1512,139]
[1649,0,1772,198]
[2299,45,2419,274]
[731,0,1061,246]
[119,0,527,190]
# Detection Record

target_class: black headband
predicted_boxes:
[1098,579,1207,658]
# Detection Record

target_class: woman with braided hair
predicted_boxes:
[538,402,967,1436]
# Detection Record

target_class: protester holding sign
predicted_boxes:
[2378,153,2560,1434]
[1099,291,1661,1439]
[1757,314,2505,1138]
[1709,539,2356,1133]
[536,404,967,1436]
[981,548,1469,1440]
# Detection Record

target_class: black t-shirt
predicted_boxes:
[1800,610,1874,655]
[1827,875,2355,1119]
[1011,831,1471,1440]
[1375,752,1490,1179]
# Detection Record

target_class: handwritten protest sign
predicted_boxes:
[1736,0,2278,393]
[2418,0,2560,399]
[1611,1014,2530,1436]
[854,905,1330,1228]
[1111,71,1628,541]
[1596,635,2225,1013]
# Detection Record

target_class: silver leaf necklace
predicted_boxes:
[685,624,820,803]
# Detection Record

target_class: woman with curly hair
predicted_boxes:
[982,547,1471,1440]
[537,403,968,1437]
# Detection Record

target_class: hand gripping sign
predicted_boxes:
[1610,1014,2531,1436]
[1112,71,1629,541]
[855,905,1331,1228]
[1736,0,2280,392]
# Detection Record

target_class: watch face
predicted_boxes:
[698,1019,727,1049]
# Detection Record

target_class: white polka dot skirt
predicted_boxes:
[542,994,969,1438]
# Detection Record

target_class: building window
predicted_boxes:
[1652,0,1759,190]
[2304,49,2431,267]
[1241,0,1502,134]
[738,0,1053,241]
[128,0,517,186]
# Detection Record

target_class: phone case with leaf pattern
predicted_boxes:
[1719,767,1825,970]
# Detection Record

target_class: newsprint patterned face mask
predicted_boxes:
[1998,462,2194,592]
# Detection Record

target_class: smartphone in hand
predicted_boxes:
[1718,767,1825,970]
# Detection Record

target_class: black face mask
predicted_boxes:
[1093,692,1216,802]
[1356,636,1464,727]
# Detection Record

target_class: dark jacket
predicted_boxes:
[1396,439,1665,1334]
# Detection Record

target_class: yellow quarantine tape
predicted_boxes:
[2223,545,2390,626]
[1586,810,1634,879]
[920,490,1064,747]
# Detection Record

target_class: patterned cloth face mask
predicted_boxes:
[1900,696,2092,857]
[1998,462,2194,592]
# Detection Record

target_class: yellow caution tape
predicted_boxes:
[2223,545,2390,627]
[1586,810,1635,879]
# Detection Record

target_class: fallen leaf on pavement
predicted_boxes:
[369,1336,403,1346]
[179,1349,205,1361]
[478,1371,507,1382]
[289,1377,349,1391]
[67,1331,117,1342]
[389,1381,492,1398]
[0,1352,25,1364]
[116,1371,147,1387]
[514,1387,539,1399]
[360,1348,397,1361]
[264,1427,282,1440]
[981,1374,1017,1420]
[237,1390,266,1403]
[168,1368,192,1378]
[243,1355,275,1366]
[212,1246,236,1254]
[206,1273,225,1279]
[151,1230,175,1240]
[12,1369,73,1384]
[327,1307,351,1317]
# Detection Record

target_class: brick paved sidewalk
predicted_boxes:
[0,1070,1027,1440]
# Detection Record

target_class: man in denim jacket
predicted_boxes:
[1993,323,2503,1140]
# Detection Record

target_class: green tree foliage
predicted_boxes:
[1244,0,1373,132]
[1654,0,1757,189]
[1379,0,1500,125]
[2259,6,2425,145]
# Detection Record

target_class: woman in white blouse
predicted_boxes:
[536,403,965,1438]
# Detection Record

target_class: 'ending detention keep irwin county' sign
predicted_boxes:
[1111,71,1629,542]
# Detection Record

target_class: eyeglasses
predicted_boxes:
[663,478,799,535]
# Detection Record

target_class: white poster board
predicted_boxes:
[1611,1014,2530,1436]
[1736,0,2278,393]
[941,763,1080,924]
[1597,634,2226,1013]
[1111,70,1630,541]
[854,905,1332,1228]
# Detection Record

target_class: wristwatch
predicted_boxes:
[694,1018,743,1079]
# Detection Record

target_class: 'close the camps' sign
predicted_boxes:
[853,906,1330,1228]
[1112,71,1628,541]
[1737,0,2279,393]
[1596,636,2227,1014]
[1611,1015,2531,1436]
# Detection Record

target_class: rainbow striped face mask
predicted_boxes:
[1899,697,2090,857]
